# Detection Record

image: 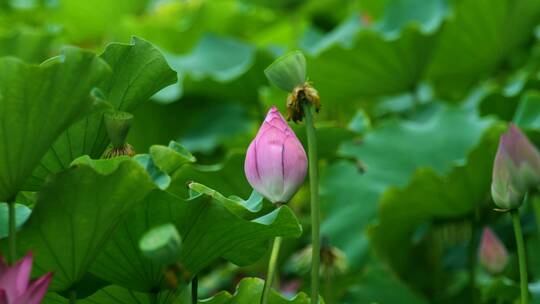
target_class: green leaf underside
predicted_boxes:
[0,202,31,238]
[43,285,183,304]
[168,153,252,200]
[308,25,437,105]
[306,0,540,104]
[25,37,177,190]
[0,47,110,201]
[9,158,156,291]
[320,106,493,268]
[346,260,429,304]
[0,28,56,63]
[167,34,255,83]
[369,125,504,274]
[90,186,302,291]
[44,278,310,304]
[198,277,311,303]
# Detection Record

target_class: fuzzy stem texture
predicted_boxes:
[261,236,283,304]
[304,103,320,304]
[511,208,529,304]
[8,198,16,264]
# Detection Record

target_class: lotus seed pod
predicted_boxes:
[139,223,182,266]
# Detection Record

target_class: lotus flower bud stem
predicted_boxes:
[304,103,321,304]
[511,208,529,304]
[7,197,16,264]
[260,236,282,304]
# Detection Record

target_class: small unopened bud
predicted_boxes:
[139,223,182,266]
[491,124,540,209]
[479,227,508,274]
[103,111,135,158]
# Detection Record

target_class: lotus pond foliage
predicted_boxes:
[1,0,540,304]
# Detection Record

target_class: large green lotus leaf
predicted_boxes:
[301,15,363,56]
[515,91,540,130]
[307,24,437,105]
[0,202,31,238]
[11,157,156,291]
[168,152,251,200]
[0,47,110,201]
[133,141,197,190]
[369,125,504,274]
[157,35,272,104]
[373,0,448,37]
[178,104,254,154]
[128,101,255,154]
[150,141,197,174]
[57,0,148,42]
[90,185,301,291]
[345,259,428,304]
[168,34,254,83]
[293,123,356,160]
[25,37,177,189]
[426,0,540,99]
[99,37,177,112]
[43,286,186,304]
[0,28,56,63]
[320,105,492,268]
[199,277,311,304]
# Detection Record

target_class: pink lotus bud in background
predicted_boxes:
[244,106,307,204]
[491,124,540,209]
[479,227,508,274]
[0,252,52,304]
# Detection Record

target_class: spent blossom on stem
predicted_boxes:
[479,227,509,274]
[0,252,52,304]
[491,124,540,209]
[244,106,307,203]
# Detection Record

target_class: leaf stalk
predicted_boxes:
[304,103,320,304]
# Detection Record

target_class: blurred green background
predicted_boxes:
[3,0,540,303]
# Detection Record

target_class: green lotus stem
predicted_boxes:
[261,236,282,304]
[324,269,333,304]
[532,194,540,237]
[192,275,198,304]
[468,209,480,304]
[69,289,77,304]
[304,103,320,304]
[511,208,529,304]
[8,199,16,264]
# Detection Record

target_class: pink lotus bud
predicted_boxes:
[479,227,508,274]
[244,106,307,204]
[0,252,53,304]
[491,124,540,209]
